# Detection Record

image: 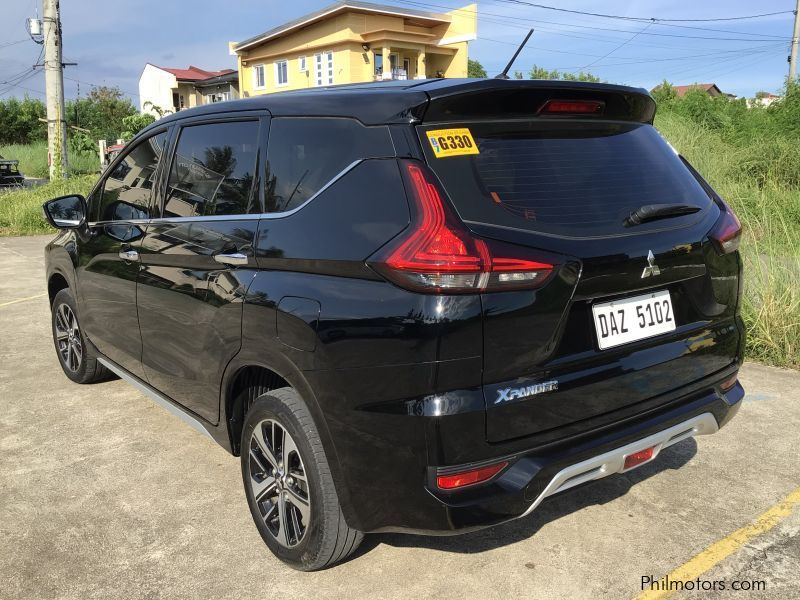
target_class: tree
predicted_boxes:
[142,101,172,118]
[528,65,600,82]
[754,91,770,100]
[66,86,137,141]
[468,59,487,78]
[0,97,47,145]
[121,112,156,140]
[651,80,678,106]
[529,65,560,80]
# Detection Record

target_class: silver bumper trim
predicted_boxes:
[519,412,719,519]
[97,357,215,441]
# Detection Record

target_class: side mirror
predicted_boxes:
[42,194,87,229]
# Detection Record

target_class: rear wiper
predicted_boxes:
[624,203,701,227]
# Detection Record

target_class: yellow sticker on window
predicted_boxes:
[426,128,479,158]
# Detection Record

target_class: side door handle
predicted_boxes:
[214,252,248,266]
[119,248,139,261]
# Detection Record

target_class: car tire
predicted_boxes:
[51,288,112,384]
[241,387,363,571]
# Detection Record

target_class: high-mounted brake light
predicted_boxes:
[436,461,508,490]
[369,161,554,293]
[539,99,604,115]
[709,200,742,254]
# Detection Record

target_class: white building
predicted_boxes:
[138,64,240,115]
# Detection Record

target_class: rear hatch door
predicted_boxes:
[417,85,741,443]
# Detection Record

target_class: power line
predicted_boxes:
[0,39,29,50]
[581,22,653,70]
[489,1,793,24]
[396,0,790,42]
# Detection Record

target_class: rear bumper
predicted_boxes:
[369,376,744,535]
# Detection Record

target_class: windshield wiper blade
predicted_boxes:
[624,203,701,227]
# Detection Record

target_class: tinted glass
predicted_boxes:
[165,121,259,218]
[265,117,392,213]
[420,121,713,237]
[98,131,166,222]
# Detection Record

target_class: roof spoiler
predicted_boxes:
[415,80,656,124]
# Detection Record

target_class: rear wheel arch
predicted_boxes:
[226,364,291,455]
[222,359,360,530]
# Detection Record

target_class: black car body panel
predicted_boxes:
[43,78,745,536]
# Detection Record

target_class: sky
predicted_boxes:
[0,0,796,104]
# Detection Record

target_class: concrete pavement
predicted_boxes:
[1,235,798,600]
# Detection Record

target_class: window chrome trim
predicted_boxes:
[86,159,363,226]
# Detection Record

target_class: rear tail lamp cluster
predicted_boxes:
[369,161,554,294]
[709,199,742,255]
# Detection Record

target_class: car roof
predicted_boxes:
[145,78,652,130]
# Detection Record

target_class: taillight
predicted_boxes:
[720,373,738,392]
[539,99,604,115]
[436,461,508,490]
[709,200,742,254]
[369,161,554,294]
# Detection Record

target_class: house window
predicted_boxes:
[253,64,266,89]
[314,51,334,86]
[299,56,307,72]
[275,60,288,86]
[210,92,230,103]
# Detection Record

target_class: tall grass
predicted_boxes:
[0,176,95,236]
[656,112,800,369]
[0,141,98,178]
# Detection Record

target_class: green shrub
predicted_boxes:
[0,176,95,236]
[0,141,98,178]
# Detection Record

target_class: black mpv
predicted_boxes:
[43,79,745,570]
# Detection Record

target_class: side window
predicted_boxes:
[98,130,167,223]
[265,118,392,213]
[165,121,259,218]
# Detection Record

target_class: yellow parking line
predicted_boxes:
[0,292,47,308]
[635,486,800,600]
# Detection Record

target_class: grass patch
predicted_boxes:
[656,112,800,369]
[0,176,95,236]
[0,141,98,179]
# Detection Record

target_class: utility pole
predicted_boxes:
[42,0,68,179]
[790,0,800,80]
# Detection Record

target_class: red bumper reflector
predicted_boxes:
[623,447,655,470]
[720,373,738,392]
[437,461,508,490]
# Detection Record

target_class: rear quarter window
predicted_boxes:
[419,121,713,238]
[264,117,393,213]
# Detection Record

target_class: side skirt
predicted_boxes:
[97,356,217,442]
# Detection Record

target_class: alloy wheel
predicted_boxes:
[248,419,311,547]
[55,303,82,372]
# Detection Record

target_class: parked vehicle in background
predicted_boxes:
[42,79,745,571]
[0,155,24,188]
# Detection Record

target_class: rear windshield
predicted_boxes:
[419,121,713,238]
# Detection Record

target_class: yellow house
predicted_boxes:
[230,0,477,96]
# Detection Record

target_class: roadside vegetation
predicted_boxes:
[653,80,800,369]
[1,75,797,368]
[0,141,97,178]
[0,176,94,236]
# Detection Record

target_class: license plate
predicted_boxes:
[592,290,676,350]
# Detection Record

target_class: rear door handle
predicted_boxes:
[214,252,248,266]
[119,249,139,261]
